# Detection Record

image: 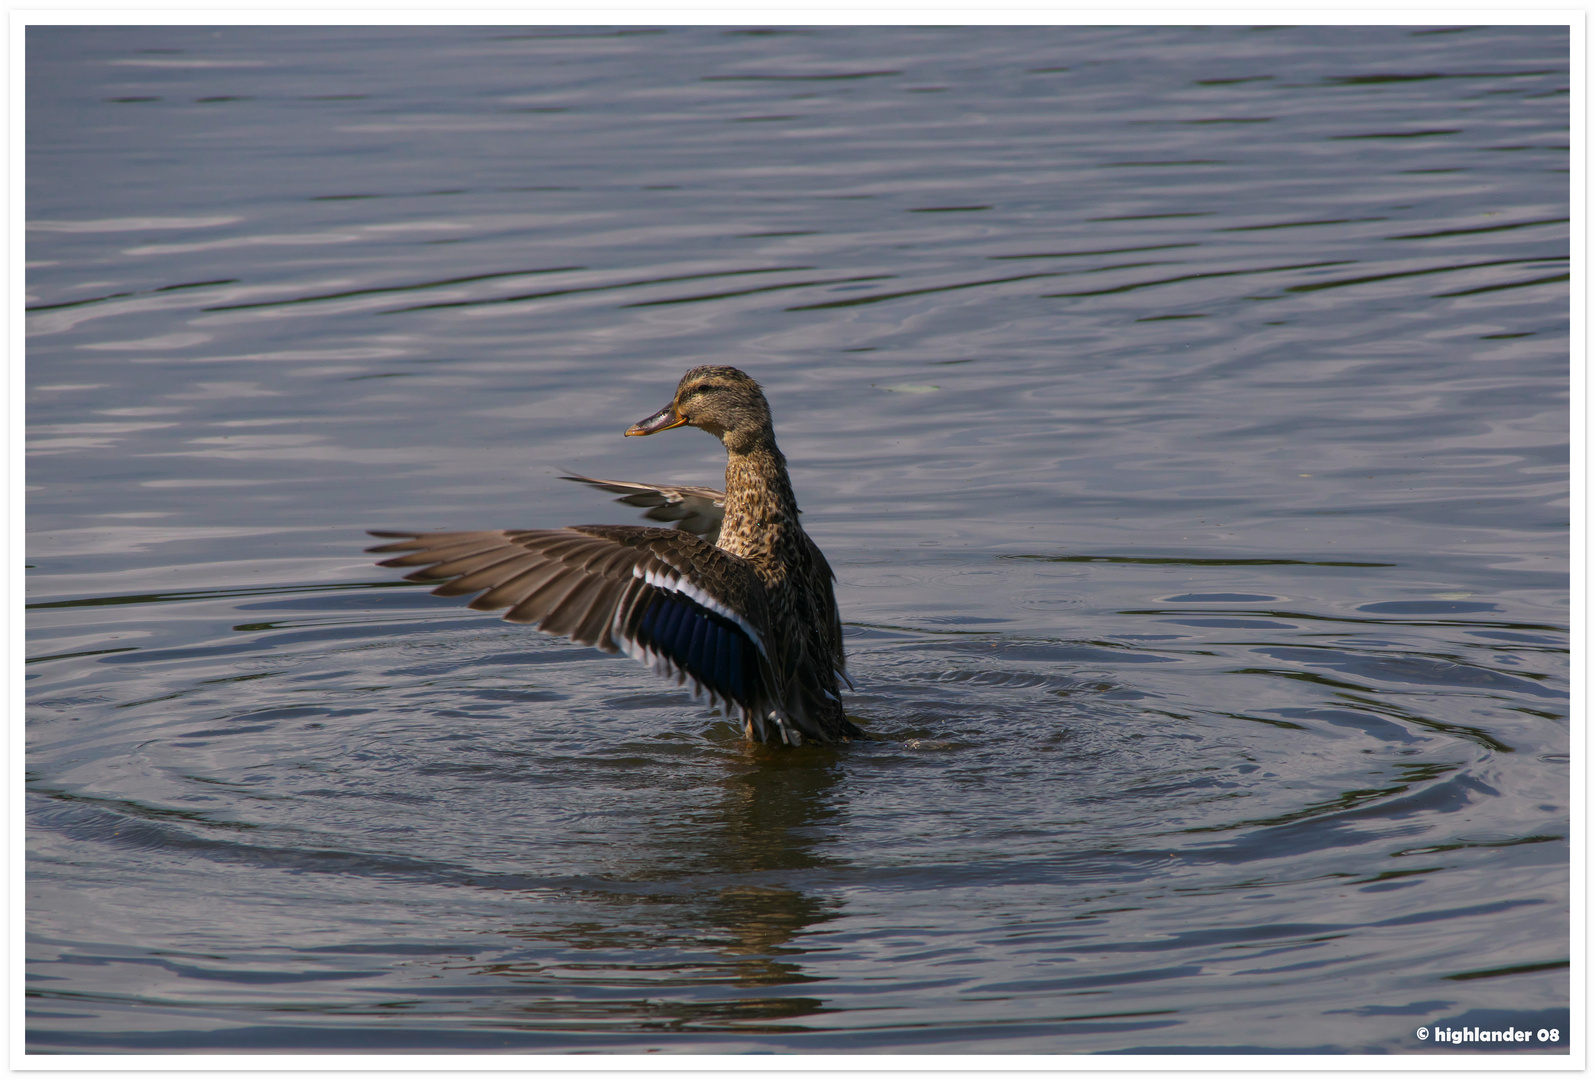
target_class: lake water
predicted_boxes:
[25,24,1571,1056]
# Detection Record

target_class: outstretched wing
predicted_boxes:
[367,525,775,721]
[560,474,726,543]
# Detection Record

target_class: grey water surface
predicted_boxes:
[26,25,1569,1054]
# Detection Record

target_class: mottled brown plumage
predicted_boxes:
[648,366,853,741]
[368,366,860,746]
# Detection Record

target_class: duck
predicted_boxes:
[368,365,863,746]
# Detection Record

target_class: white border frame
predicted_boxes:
[9,8,1583,1076]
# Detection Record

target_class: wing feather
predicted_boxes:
[538,571,613,639]
[371,533,519,570]
[368,526,777,720]
[469,560,567,611]
[408,545,537,583]
[561,474,726,542]
[431,552,546,597]
[502,563,592,624]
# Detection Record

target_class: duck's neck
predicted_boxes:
[717,437,799,572]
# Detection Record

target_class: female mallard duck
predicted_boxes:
[368,366,863,746]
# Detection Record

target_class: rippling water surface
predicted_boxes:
[26,25,1569,1055]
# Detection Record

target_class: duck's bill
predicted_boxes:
[626,404,687,437]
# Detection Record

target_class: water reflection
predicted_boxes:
[482,748,847,1028]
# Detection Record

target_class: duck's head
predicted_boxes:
[626,366,774,453]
